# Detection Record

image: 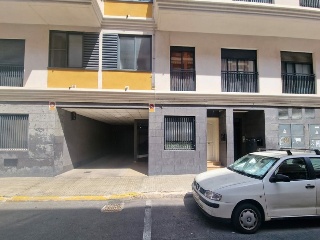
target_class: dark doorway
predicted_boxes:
[137,120,148,158]
[233,110,265,161]
[234,117,243,160]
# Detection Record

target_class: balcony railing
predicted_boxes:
[0,65,24,87]
[300,0,320,8]
[282,73,315,94]
[170,70,196,91]
[222,71,258,93]
[233,0,273,3]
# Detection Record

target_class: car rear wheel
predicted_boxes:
[232,203,262,234]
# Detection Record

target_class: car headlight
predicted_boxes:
[204,190,222,201]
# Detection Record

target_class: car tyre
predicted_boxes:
[232,203,262,234]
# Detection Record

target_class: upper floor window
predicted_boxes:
[0,39,25,87]
[281,51,315,94]
[233,0,273,3]
[300,0,320,8]
[119,35,151,71]
[221,49,258,93]
[170,46,195,91]
[102,34,152,71]
[49,31,99,69]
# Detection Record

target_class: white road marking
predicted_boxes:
[143,200,152,240]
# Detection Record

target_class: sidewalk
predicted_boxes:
[0,172,196,202]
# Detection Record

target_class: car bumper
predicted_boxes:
[192,188,234,219]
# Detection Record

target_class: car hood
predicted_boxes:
[195,168,260,191]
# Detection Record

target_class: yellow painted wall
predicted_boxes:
[102,71,152,90]
[104,1,153,18]
[48,69,98,88]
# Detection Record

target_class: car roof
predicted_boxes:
[249,150,319,158]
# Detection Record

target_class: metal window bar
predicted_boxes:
[233,0,273,3]
[282,73,315,94]
[164,116,195,150]
[221,71,258,92]
[170,70,196,91]
[0,115,28,150]
[300,0,320,8]
[0,65,24,87]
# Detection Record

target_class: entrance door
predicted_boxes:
[207,118,219,163]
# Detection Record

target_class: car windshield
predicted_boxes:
[228,154,278,179]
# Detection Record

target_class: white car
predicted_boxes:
[192,149,320,234]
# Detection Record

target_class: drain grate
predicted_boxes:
[101,201,124,213]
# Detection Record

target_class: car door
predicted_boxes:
[308,157,320,215]
[263,157,316,218]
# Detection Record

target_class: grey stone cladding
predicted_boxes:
[0,102,63,177]
[148,106,207,175]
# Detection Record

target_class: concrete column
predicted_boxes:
[134,120,138,161]
[98,30,103,89]
[226,108,234,166]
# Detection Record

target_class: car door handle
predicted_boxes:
[305,184,315,189]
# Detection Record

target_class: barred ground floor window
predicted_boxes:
[164,116,195,150]
[0,114,28,150]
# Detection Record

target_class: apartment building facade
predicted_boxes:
[1,0,320,177]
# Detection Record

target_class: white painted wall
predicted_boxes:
[1,24,48,88]
[275,0,300,7]
[0,24,100,89]
[155,31,320,96]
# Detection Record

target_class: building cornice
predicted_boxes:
[1,88,320,108]
[0,0,92,4]
[156,0,320,21]
[101,17,155,31]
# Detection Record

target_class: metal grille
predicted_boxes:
[282,73,315,94]
[83,33,99,70]
[222,71,258,92]
[0,115,28,150]
[102,34,118,70]
[233,0,273,3]
[300,0,320,8]
[170,70,196,91]
[164,116,195,150]
[0,65,24,87]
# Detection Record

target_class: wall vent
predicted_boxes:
[4,159,18,167]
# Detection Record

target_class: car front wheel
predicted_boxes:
[232,203,262,234]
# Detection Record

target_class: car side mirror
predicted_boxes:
[269,174,290,183]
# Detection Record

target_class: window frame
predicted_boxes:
[164,116,196,151]
[221,49,257,73]
[0,114,29,150]
[49,30,84,69]
[118,35,152,72]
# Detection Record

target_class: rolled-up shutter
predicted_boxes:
[102,34,118,70]
[83,33,99,70]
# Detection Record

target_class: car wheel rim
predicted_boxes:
[239,209,257,230]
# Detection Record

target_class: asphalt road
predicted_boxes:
[0,196,320,240]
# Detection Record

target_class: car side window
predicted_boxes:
[277,158,308,181]
[309,157,320,179]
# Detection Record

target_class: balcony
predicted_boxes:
[282,73,315,94]
[234,0,273,3]
[0,65,24,87]
[300,0,320,8]
[170,70,196,91]
[222,71,258,93]
[0,0,101,27]
[155,0,320,40]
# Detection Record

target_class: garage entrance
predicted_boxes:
[58,107,149,176]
